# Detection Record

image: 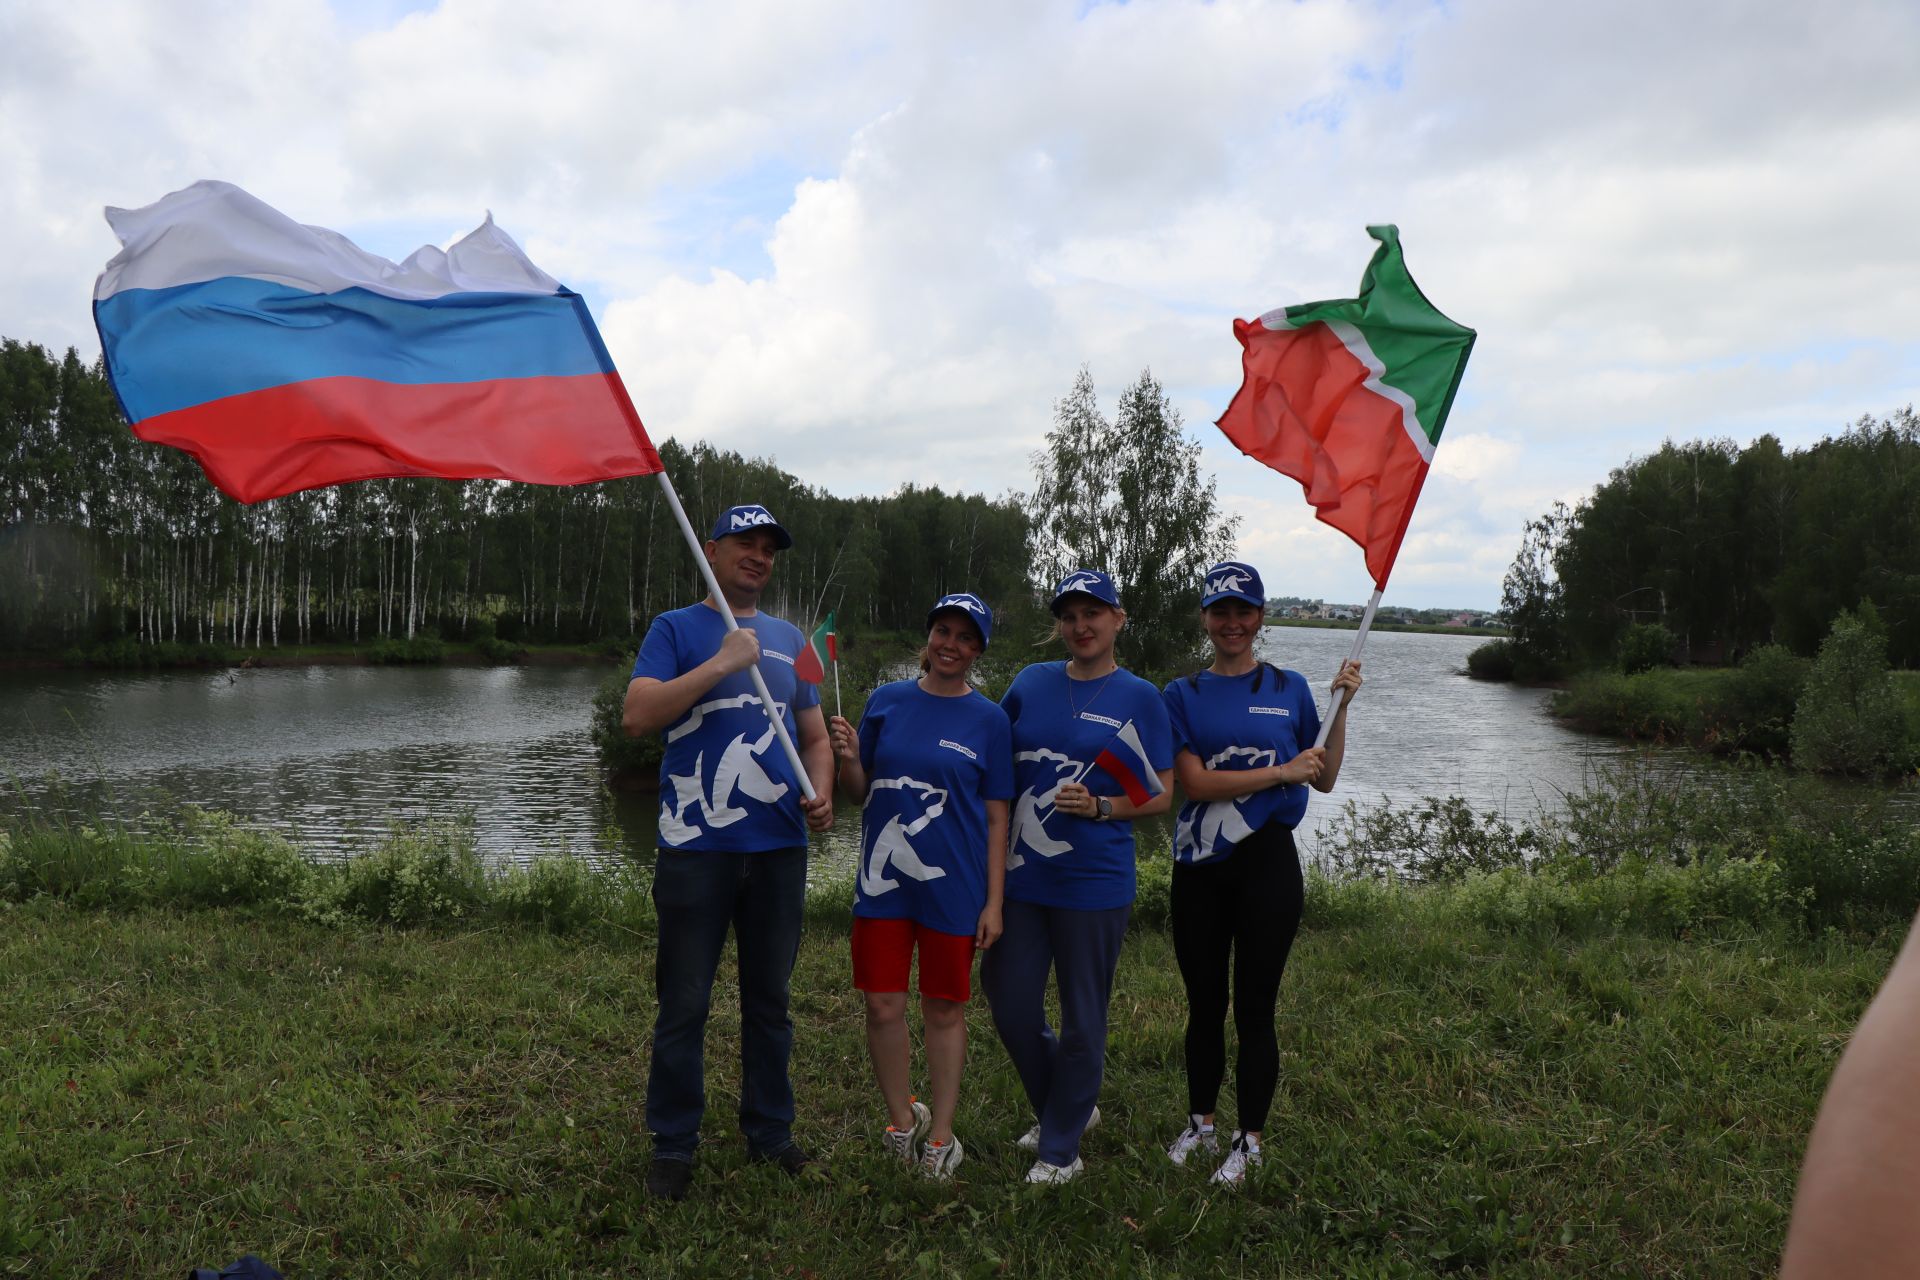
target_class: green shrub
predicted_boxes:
[179,808,311,908]
[493,857,600,932]
[474,635,524,664]
[320,819,488,926]
[368,636,446,665]
[1302,869,1403,929]
[1132,837,1173,928]
[1551,672,1688,741]
[1617,623,1677,675]
[590,673,663,773]
[77,639,231,669]
[1769,819,1920,932]
[0,820,145,905]
[1791,609,1908,775]
[1320,795,1542,881]
[1706,645,1810,757]
[1465,639,1517,681]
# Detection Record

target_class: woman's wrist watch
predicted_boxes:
[1095,796,1113,821]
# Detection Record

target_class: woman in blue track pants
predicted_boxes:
[981,568,1174,1183]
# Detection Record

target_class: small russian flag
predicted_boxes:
[1090,720,1164,807]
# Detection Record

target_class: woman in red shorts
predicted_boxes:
[829,592,1013,1179]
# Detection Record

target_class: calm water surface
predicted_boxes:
[0,630,1664,872]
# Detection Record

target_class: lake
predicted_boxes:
[0,629,1657,873]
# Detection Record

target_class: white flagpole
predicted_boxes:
[832,656,842,721]
[1312,586,1381,750]
[653,471,817,801]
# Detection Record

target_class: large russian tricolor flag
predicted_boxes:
[93,181,662,504]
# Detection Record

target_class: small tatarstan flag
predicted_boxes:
[1215,225,1475,589]
[795,613,836,685]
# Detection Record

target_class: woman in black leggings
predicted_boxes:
[1159,561,1360,1185]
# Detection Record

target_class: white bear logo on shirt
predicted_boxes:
[658,692,790,843]
[861,776,951,896]
[1007,747,1080,871]
[1174,744,1276,862]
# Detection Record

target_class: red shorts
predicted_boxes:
[851,916,977,1003]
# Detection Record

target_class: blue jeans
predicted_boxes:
[645,846,808,1160]
[980,898,1130,1167]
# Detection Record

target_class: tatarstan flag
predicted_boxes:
[794,613,836,685]
[1216,225,1475,589]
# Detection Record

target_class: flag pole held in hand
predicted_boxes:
[653,472,817,801]
[1314,588,1379,750]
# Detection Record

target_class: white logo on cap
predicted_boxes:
[936,594,985,615]
[1207,569,1253,596]
[730,507,776,530]
[1057,573,1104,596]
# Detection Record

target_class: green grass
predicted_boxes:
[0,884,1884,1276]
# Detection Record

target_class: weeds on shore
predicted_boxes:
[1318,759,1920,934]
[0,808,655,934]
[6,755,1916,941]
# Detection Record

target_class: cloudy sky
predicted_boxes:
[7,0,1918,608]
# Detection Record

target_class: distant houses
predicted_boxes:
[1264,599,1499,628]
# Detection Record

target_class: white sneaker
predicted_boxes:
[882,1099,931,1163]
[1016,1103,1100,1152]
[1210,1131,1262,1187]
[919,1135,964,1181]
[1025,1156,1084,1184]
[1167,1116,1219,1167]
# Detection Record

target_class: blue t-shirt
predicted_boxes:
[853,680,1015,937]
[1001,662,1174,910]
[631,602,821,852]
[1163,664,1323,864]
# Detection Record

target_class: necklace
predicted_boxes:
[1064,662,1117,720]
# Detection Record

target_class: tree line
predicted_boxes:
[1497,407,1920,671]
[0,338,1034,654]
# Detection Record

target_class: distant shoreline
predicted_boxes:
[1265,618,1506,637]
[0,643,624,673]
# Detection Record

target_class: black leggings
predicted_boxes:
[1170,821,1304,1132]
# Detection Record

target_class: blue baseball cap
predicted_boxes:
[1050,569,1121,614]
[709,503,793,550]
[927,592,993,649]
[1200,561,1265,608]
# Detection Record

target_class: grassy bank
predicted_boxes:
[0,886,1881,1277]
[1551,665,1920,761]
[2,764,1913,1276]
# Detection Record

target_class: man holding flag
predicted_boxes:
[90,181,838,1205]
[622,503,835,1201]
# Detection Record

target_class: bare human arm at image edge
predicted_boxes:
[1782,907,1920,1278]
